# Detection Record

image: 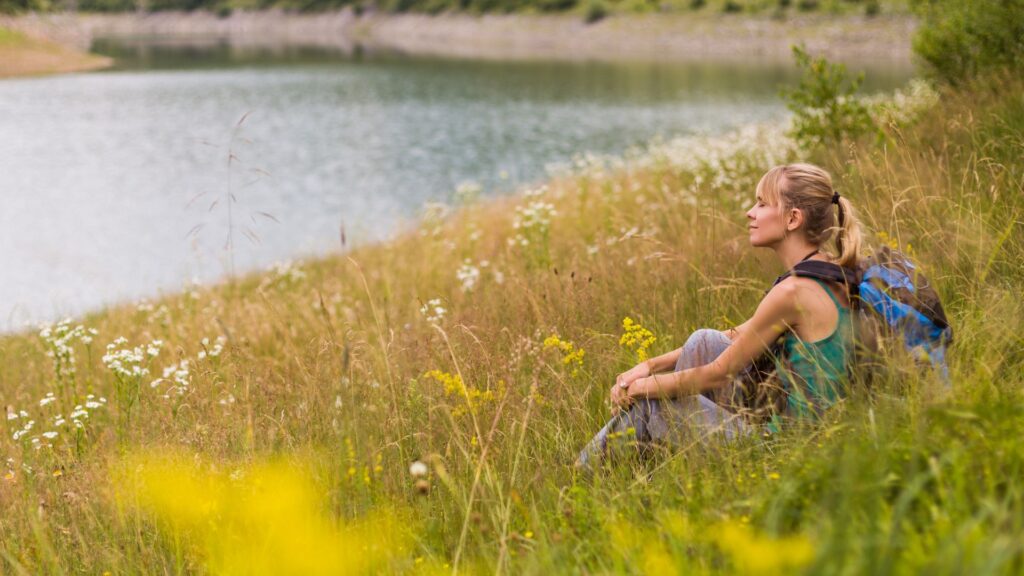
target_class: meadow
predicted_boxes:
[2,9,1024,574]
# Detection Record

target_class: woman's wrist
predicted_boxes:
[640,358,655,375]
[628,376,649,399]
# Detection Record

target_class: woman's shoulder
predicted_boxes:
[769,274,847,306]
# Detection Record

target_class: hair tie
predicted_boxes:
[831,191,841,205]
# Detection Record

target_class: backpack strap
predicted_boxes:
[770,261,859,296]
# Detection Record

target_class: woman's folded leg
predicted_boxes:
[576,329,750,470]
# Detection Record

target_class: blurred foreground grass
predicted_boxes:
[1,67,1022,574]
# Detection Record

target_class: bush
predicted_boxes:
[912,0,1024,85]
[722,0,741,12]
[688,0,704,8]
[796,0,817,10]
[76,0,135,10]
[583,0,607,21]
[782,45,879,151]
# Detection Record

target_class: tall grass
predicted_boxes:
[0,71,1022,574]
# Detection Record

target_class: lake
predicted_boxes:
[0,38,913,331]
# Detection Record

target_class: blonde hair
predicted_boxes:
[755,163,862,268]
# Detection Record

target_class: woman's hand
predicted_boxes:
[610,382,632,413]
[615,362,651,390]
[609,362,651,413]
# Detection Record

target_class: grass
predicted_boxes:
[0,68,1022,574]
[0,25,110,77]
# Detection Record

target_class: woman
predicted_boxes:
[578,163,863,469]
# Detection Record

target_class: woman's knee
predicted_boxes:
[676,328,732,371]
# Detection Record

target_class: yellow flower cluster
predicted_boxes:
[542,335,586,377]
[115,452,414,575]
[423,370,503,417]
[712,521,815,575]
[877,230,916,258]
[619,317,656,363]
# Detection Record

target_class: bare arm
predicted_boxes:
[725,317,754,341]
[645,347,683,373]
[625,282,797,402]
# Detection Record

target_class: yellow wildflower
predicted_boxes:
[423,370,504,417]
[712,521,814,575]
[114,452,412,575]
[542,335,586,376]
[619,317,657,363]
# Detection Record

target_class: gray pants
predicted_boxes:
[577,329,751,470]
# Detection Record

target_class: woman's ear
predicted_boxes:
[786,207,804,232]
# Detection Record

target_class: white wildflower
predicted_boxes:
[454,181,482,204]
[456,260,482,293]
[103,338,159,379]
[409,461,428,478]
[509,188,557,248]
[420,299,446,324]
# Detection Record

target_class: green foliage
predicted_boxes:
[583,0,608,21]
[76,0,136,10]
[0,0,49,13]
[912,0,1024,85]
[782,45,879,151]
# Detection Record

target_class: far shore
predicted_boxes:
[0,18,111,77]
[2,9,915,78]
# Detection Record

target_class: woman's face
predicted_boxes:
[746,193,788,248]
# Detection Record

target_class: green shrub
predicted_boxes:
[782,45,879,151]
[796,0,817,10]
[0,0,50,12]
[76,0,135,10]
[864,0,879,16]
[583,0,607,21]
[912,0,1024,85]
[722,0,741,12]
[688,0,704,8]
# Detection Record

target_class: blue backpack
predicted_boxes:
[775,247,954,385]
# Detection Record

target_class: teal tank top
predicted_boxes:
[771,278,855,429]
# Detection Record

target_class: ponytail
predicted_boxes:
[834,195,862,268]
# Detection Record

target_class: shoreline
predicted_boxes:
[3,10,916,74]
[0,18,111,77]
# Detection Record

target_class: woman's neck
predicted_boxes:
[775,240,823,270]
